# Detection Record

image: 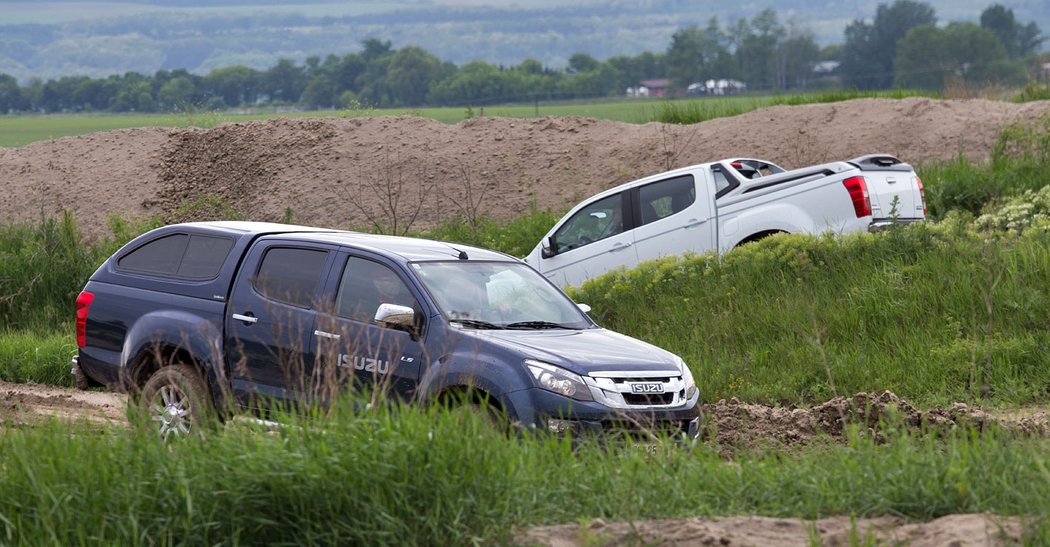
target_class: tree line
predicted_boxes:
[0,1,1043,114]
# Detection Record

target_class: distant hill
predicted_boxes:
[1,0,1046,82]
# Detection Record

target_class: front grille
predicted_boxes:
[623,392,678,406]
[584,370,687,409]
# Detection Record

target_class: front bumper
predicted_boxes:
[546,415,701,441]
[507,387,702,440]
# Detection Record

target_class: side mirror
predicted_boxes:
[375,303,419,338]
[576,303,592,314]
[540,236,557,259]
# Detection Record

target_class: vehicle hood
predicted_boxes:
[456,327,682,376]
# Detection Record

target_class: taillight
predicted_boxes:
[915,176,927,216]
[842,176,872,218]
[76,291,94,349]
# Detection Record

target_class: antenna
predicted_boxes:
[444,243,469,260]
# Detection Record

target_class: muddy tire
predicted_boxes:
[72,360,92,391]
[135,364,215,440]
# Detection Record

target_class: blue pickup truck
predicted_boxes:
[73,222,700,439]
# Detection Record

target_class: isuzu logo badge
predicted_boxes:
[630,382,664,394]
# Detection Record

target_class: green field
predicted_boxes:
[0,90,937,148]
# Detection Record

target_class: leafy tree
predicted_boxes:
[562,63,621,98]
[666,19,732,88]
[41,76,90,112]
[73,77,120,111]
[517,58,544,75]
[385,46,442,106]
[895,22,1025,89]
[302,74,338,109]
[980,4,1044,59]
[261,58,306,103]
[568,53,600,73]
[157,76,196,111]
[110,73,156,112]
[840,0,936,89]
[736,9,784,90]
[0,73,25,112]
[361,38,393,61]
[333,53,367,94]
[606,52,666,91]
[202,65,258,107]
[427,60,508,105]
[775,28,820,89]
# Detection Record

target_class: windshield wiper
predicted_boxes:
[450,319,504,330]
[505,321,574,330]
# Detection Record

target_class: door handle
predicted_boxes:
[684,219,708,228]
[314,330,341,340]
[232,312,258,325]
[610,242,632,251]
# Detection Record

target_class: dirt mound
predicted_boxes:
[701,390,1049,447]
[3,379,1046,445]
[2,98,1047,238]
[518,513,1023,546]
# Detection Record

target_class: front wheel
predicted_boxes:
[136,364,215,440]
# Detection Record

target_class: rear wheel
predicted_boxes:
[137,364,215,440]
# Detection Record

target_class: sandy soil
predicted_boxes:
[1,98,1048,238]
[0,380,125,427]
[517,513,1025,546]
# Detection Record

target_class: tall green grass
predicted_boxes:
[0,331,75,386]
[921,116,1050,219]
[0,402,1047,544]
[649,88,938,124]
[571,221,1050,407]
[0,211,159,332]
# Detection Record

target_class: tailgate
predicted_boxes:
[849,155,924,221]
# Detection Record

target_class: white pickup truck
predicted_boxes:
[526,154,925,287]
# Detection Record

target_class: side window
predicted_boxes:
[118,233,234,280]
[712,166,731,195]
[177,235,234,278]
[254,247,328,308]
[335,257,419,323]
[552,193,624,253]
[638,175,695,226]
[118,234,188,276]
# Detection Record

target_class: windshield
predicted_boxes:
[412,261,592,330]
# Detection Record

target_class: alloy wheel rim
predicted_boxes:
[151,384,191,439]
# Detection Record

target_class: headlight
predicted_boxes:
[525,359,594,402]
[675,356,698,400]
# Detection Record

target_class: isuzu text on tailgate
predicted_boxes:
[73,222,700,439]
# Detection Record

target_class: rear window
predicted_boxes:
[117,233,233,280]
[253,247,328,308]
